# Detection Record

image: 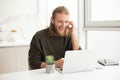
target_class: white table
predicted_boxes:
[0,66,120,80]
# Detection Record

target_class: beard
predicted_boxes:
[48,23,69,37]
[56,26,69,37]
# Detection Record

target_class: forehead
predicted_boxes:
[54,13,69,20]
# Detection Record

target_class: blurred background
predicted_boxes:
[0,0,120,74]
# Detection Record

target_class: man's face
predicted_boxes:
[53,13,69,36]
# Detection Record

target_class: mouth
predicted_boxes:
[56,26,66,35]
[58,27,65,31]
[57,27,66,34]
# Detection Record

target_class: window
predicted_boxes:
[85,0,120,29]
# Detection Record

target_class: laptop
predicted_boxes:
[56,50,96,74]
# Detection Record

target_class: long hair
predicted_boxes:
[48,6,70,37]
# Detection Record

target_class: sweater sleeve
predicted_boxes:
[66,36,82,50]
[28,32,44,69]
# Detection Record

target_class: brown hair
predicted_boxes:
[48,6,69,37]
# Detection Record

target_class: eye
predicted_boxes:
[65,21,69,23]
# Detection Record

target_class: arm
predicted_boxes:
[68,21,80,50]
[71,34,80,50]
[55,58,64,68]
[29,32,44,69]
[41,62,46,68]
[41,58,64,68]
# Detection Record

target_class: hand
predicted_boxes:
[68,21,76,36]
[55,58,64,68]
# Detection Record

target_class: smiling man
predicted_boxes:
[28,6,81,69]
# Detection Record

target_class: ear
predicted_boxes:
[52,21,54,24]
[51,17,54,24]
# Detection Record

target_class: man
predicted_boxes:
[29,6,81,69]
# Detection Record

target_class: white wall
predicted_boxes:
[0,15,45,42]
[0,0,37,16]
[0,0,46,42]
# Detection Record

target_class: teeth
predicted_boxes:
[59,27,64,30]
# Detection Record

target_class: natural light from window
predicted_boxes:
[91,0,120,21]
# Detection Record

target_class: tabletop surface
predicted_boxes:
[0,65,120,80]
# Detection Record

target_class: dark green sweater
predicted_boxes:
[29,28,79,69]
